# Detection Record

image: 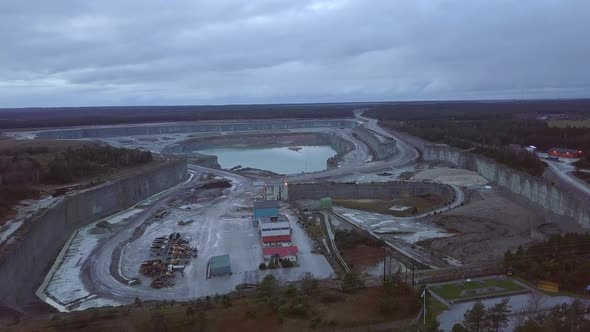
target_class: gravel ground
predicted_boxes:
[418,188,585,264]
[412,167,488,187]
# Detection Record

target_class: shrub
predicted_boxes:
[186,306,194,316]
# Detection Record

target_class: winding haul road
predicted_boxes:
[545,160,590,197]
[69,113,456,306]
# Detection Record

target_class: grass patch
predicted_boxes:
[333,194,446,217]
[548,119,590,128]
[427,294,448,317]
[431,278,525,300]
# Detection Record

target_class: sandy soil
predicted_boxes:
[418,188,584,264]
[333,194,446,217]
[412,167,488,187]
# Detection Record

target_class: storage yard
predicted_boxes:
[140,232,198,288]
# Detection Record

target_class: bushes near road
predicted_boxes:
[504,233,590,294]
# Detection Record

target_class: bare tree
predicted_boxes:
[515,291,545,327]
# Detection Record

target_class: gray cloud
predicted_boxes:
[1,0,589,107]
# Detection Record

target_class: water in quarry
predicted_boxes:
[197,146,337,174]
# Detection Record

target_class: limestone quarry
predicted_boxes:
[0,112,586,317]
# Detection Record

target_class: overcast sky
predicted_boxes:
[1,0,589,107]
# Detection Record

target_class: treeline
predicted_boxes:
[0,145,153,219]
[0,145,153,185]
[367,100,590,173]
[0,146,49,155]
[451,298,590,332]
[365,99,590,121]
[504,233,590,293]
[514,301,590,332]
[0,104,354,129]
[381,118,589,175]
[45,146,153,183]
[474,147,546,176]
[392,119,590,153]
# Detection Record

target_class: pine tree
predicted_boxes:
[486,298,511,332]
[463,300,487,332]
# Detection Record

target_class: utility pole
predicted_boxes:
[423,287,427,325]
[405,264,408,285]
[383,248,386,282]
[411,264,415,290]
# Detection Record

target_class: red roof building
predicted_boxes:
[262,235,292,244]
[548,148,583,159]
[262,246,299,261]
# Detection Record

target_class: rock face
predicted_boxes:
[34,119,357,139]
[423,144,590,229]
[352,127,397,160]
[0,160,188,309]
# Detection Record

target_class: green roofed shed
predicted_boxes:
[320,197,332,210]
[208,254,231,277]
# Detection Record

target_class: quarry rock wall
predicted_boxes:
[423,144,590,228]
[0,160,188,309]
[352,127,397,160]
[35,119,358,139]
[288,181,454,201]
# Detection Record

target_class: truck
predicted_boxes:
[177,218,194,226]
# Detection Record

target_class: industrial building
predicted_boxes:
[207,254,231,278]
[263,181,289,200]
[253,200,279,218]
[258,214,298,262]
[262,246,299,262]
[548,148,583,159]
[259,215,291,244]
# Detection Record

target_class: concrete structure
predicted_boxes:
[0,160,188,309]
[288,181,454,201]
[423,144,590,228]
[548,148,583,159]
[208,254,231,277]
[253,200,279,218]
[264,181,289,201]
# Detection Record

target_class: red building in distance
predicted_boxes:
[548,148,583,159]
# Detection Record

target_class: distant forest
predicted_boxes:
[0,145,152,185]
[366,99,590,175]
[0,104,356,129]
